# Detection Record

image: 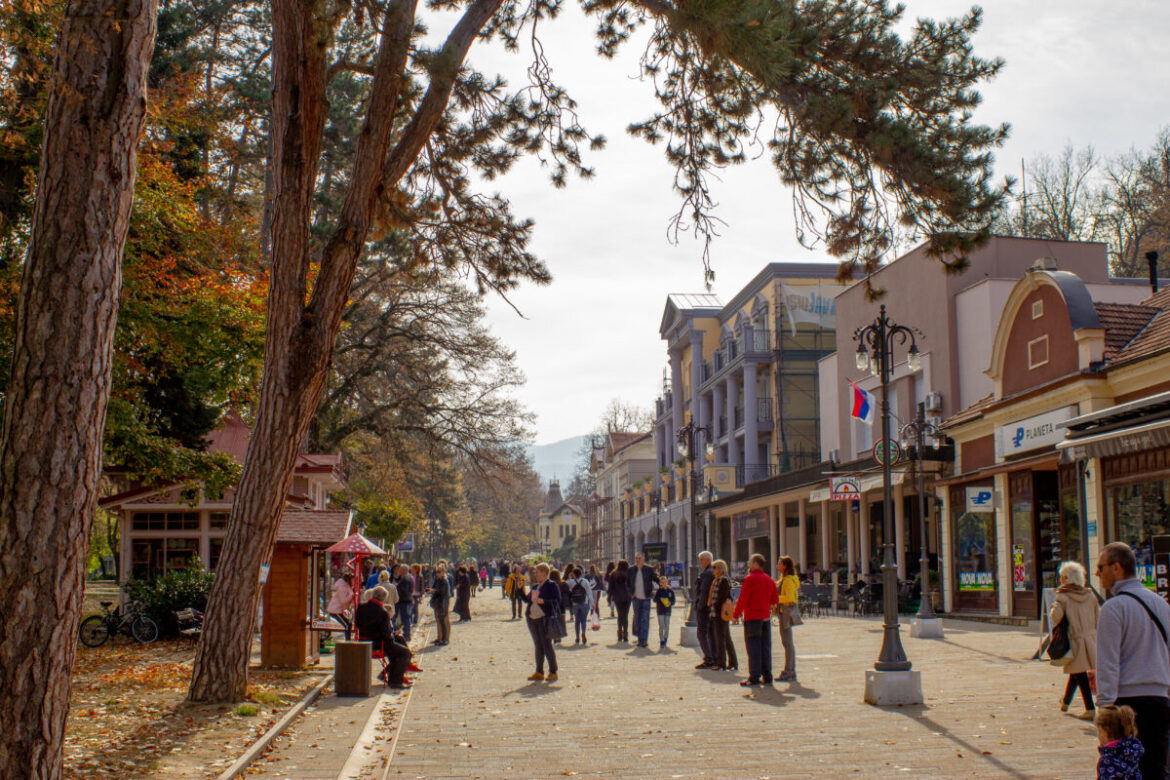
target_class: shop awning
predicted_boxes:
[1057,417,1170,462]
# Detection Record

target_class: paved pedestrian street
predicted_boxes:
[389,593,1096,779]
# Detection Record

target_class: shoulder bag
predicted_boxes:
[546,611,567,639]
[721,598,736,622]
[1117,590,1169,644]
[1047,616,1071,662]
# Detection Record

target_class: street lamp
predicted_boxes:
[677,419,711,623]
[900,404,946,630]
[854,304,922,691]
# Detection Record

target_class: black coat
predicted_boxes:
[695,565,715,607]
[628,564,657,599]
[355,600,393,641]
[609,570,632,603]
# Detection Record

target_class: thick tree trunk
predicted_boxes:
[0,1,158,777]
[186,0,503,703]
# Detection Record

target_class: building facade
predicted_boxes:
[536,480,583,557]
[589,432,654,564]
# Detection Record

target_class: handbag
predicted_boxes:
[721,599,736,622]
[528,600,545,620]
[546,613,567,639]
[781,604,803,627]
[1047,616,1071,662]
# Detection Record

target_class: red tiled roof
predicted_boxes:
[1094,303,1160,360]
[1106,287,1170,367]
[276,509,352,546]
[610,431,651,454]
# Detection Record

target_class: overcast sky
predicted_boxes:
[468,0,1170,445]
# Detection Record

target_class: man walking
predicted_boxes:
[1096,541,1170,779]
[629,552,657,648]
[693,551,716,669]
[394,564,414,642]
[498,559,511,598]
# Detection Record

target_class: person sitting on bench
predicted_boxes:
[355,586,412,689]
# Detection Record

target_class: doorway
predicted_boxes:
[1009,470,1060,619]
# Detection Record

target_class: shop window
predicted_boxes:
[1028,335,1049,369]
[1106,477,1170,588]
[951,485,997,611]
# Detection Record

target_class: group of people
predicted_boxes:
[1048,542,1170,779]
[325,562,424,689]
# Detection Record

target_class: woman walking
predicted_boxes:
[428,564,452,646]
[588,564,605,620]
[566,567,594,645]
[526,563,561,682]
[604,562,616,617]
[609,560,632,643]
[1050,560,1098,719]
[454,565,473,621]
[709,559,738,671]
[734,554,779,686]
[776,555,801,682]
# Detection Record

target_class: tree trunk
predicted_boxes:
[187,0,503,703]
[0,1,158,777]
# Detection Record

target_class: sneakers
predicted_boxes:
[407,663,423,673]
[778,671,797,682]
[545,673,558,682]
[695,661,715,669]
[527,672,545,681]
[660,640,667,649]
[740,679,762,687]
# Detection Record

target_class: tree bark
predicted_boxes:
[0,1,158,777]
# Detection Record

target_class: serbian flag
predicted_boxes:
[849,381,875,425]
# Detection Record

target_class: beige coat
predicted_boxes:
[1049,585,1099,675]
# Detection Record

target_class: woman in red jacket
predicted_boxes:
[733,553,780,686]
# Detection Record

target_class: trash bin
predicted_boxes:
[334,640,372,697]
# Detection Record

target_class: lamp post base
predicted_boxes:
[864,670,923,706]
[679,624,699,647]
[910,617,944,638]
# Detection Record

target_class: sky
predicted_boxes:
[463,0,1170,445]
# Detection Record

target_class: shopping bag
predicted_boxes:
[590,613,600,631]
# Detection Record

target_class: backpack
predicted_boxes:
[571,580,587,605]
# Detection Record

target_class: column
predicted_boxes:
[690,331,704,431]
[894,482,907,580]
[820,500,831,570]
[725,375,740,468]
[743,363,758,471]
[938,487,953,613]
[769,504,780,569]
[670,348,683,434]
[846,505,857,583]
[797,497,808,572]
[859,495,871,576]
[994,471,1011,617]
[712,383,724,444]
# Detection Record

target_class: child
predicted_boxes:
[654,576,676,650]
[1096,705,1143,780]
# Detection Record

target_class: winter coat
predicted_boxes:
[327,578,354,613]
[609,570,632,604]
[1097,736,1143,780]
[1050,584,1099,675]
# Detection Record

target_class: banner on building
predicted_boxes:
[779,281,842,336]
[642,542,668,568]
[958,571,994,591]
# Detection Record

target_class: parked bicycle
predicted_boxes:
[79,600,159,647]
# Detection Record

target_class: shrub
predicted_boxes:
[123,558,214,637]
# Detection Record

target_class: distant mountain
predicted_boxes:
[528,435,589,485]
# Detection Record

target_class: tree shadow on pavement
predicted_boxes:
[938,638,1028,665]
[886,705,1033,779]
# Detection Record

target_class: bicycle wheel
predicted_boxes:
[131,615,159,644]
[79,615,110,648]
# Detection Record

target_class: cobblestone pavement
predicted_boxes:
[389,589,1097,779]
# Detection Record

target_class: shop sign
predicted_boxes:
[830,476,861,501]
[1012,544,1027,592]
[965,486,995,513]
[642,542,668,568]
[995,406,1076,461]
[959,571,994,591]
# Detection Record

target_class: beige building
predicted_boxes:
[536,480,583,557]
[588,432,655,563]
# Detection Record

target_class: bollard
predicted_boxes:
[334,640,372,697]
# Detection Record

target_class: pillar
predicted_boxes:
[894,482,906,580]
[724,375,740,468]
[712,382,724,443]
[769,504,780,572]
[797,497,808,572]
[743,362,758,469]
[846,504,857,583]
[938,486,953,613]
[690,330,704,431]
[994,471,1011,617]
[859,495,871,576]
[670,348,683,434]
[820,500,831,570]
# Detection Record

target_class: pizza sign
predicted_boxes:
[830,476,861,501]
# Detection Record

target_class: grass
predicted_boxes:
[233,704,258,717]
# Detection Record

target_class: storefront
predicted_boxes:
[949,482,998,612]
[731,509,770,571]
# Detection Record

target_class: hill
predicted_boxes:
[528,435,588,485]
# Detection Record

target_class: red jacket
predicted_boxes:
[733,569,780,621]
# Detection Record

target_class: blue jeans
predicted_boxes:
[398,600,412,641]
[657,612,671,646]
[632,598,652,646]
[572,602,591,638]
[744,619,773,682]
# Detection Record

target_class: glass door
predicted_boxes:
[1009,471,1037,618]
[1035,471,1062,592]
[951,485,998,612]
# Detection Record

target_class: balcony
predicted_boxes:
[736,463,781,488]
[655,392,673,420]
[734,406,744,430]
[757,397,774,427]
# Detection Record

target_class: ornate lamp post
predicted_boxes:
[900,404,946,635]
[854,305,924,704]
[676,419,710,624]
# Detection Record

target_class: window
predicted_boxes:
[1027,335,1049,369]
[130,538,201,579]
[1032,300,1044,319]
[130,512,199,531]
[209,512,229,529]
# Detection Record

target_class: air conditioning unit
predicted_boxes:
[924,392,943,413]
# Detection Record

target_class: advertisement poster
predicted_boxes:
[642,542,668,569]
[1013,544,1026,592]
[959,571,994,591]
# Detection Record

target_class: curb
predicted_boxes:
[215,672,334,780]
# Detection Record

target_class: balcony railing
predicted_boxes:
[736,463,781,488]
[757,397,774,422]
[734,406,744,430]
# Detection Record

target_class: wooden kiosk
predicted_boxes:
[260,509,352,667]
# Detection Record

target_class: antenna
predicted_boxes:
[1020,157,1028,235]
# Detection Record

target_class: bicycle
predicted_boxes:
[79,600,159,647]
